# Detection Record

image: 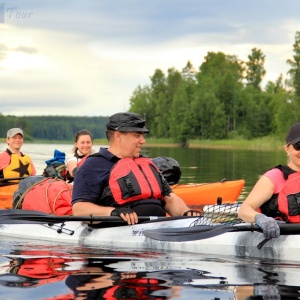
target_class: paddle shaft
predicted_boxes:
[0,177,25,182]
[0,177,25,187]
[0,209,199,224]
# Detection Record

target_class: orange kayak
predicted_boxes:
[0,179,245,210]
[0,184,18,209]
[171,179,245,209]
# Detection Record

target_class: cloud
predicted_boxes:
[1,0,300,116]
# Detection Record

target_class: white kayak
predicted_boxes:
[0,209,299,262]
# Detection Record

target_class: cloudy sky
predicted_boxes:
[0,0,299,117]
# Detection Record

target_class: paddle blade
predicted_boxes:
[144,224,261,242]
[144,223,300,242]
[143,225,233,241]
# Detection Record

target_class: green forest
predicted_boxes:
[0,116,108,141]
[129,31,300,146]
[1,31,300,145]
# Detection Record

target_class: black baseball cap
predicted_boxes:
[106,112,149,133]
[286,122,300,144]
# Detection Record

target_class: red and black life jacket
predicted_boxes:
[277,171,300,222]
[101,157,169,206]
[259,164,300,222]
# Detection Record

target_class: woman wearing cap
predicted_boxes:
[0,128,36,178]
[72,112,200,225]
[65,129,95,181]
[238,122,300,239]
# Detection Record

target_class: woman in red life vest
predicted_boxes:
[238,122,300,239]
[65,129,94,181]
[0,128,36,179]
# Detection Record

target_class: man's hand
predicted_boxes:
[111,207,138,225]
[183,209,201,216]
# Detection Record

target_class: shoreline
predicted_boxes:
[0,137,283,151]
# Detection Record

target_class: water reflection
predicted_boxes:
[0,246,299,299]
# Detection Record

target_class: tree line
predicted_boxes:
[1,31,300,145]
[129,31,300,146]
[0,115,108,141]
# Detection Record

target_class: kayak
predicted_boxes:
[171,179,245,208]
[0,176,25,209]
[0,184,18,209]
[0,208,298,262]
[0,179,245,209]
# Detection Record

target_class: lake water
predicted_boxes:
[0,142,295,299]
[2,142,288,197]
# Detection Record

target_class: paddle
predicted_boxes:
[0,177,25,186]
[0,177,26,182]
[143,222,300,242]
[0,209,199,225]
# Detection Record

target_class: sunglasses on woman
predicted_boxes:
[292,143,300,151]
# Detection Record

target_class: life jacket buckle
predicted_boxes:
[296,194,300,207]
[124,177,135,196]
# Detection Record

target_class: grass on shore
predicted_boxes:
[188,136,284,150]
[140,136,284,151]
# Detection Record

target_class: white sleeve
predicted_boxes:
[65,152,77,164]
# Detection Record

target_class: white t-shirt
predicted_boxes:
[65,149,95,168]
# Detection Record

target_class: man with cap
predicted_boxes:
[0,128,36,178]
[72,112,200,224]
[238,122,300,239]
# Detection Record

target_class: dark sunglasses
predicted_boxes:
[292,143,300,151]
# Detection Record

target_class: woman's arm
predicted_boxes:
[66,159,78,177]
[238,175,275,223]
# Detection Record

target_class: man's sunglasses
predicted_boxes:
[292,143,300,151]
